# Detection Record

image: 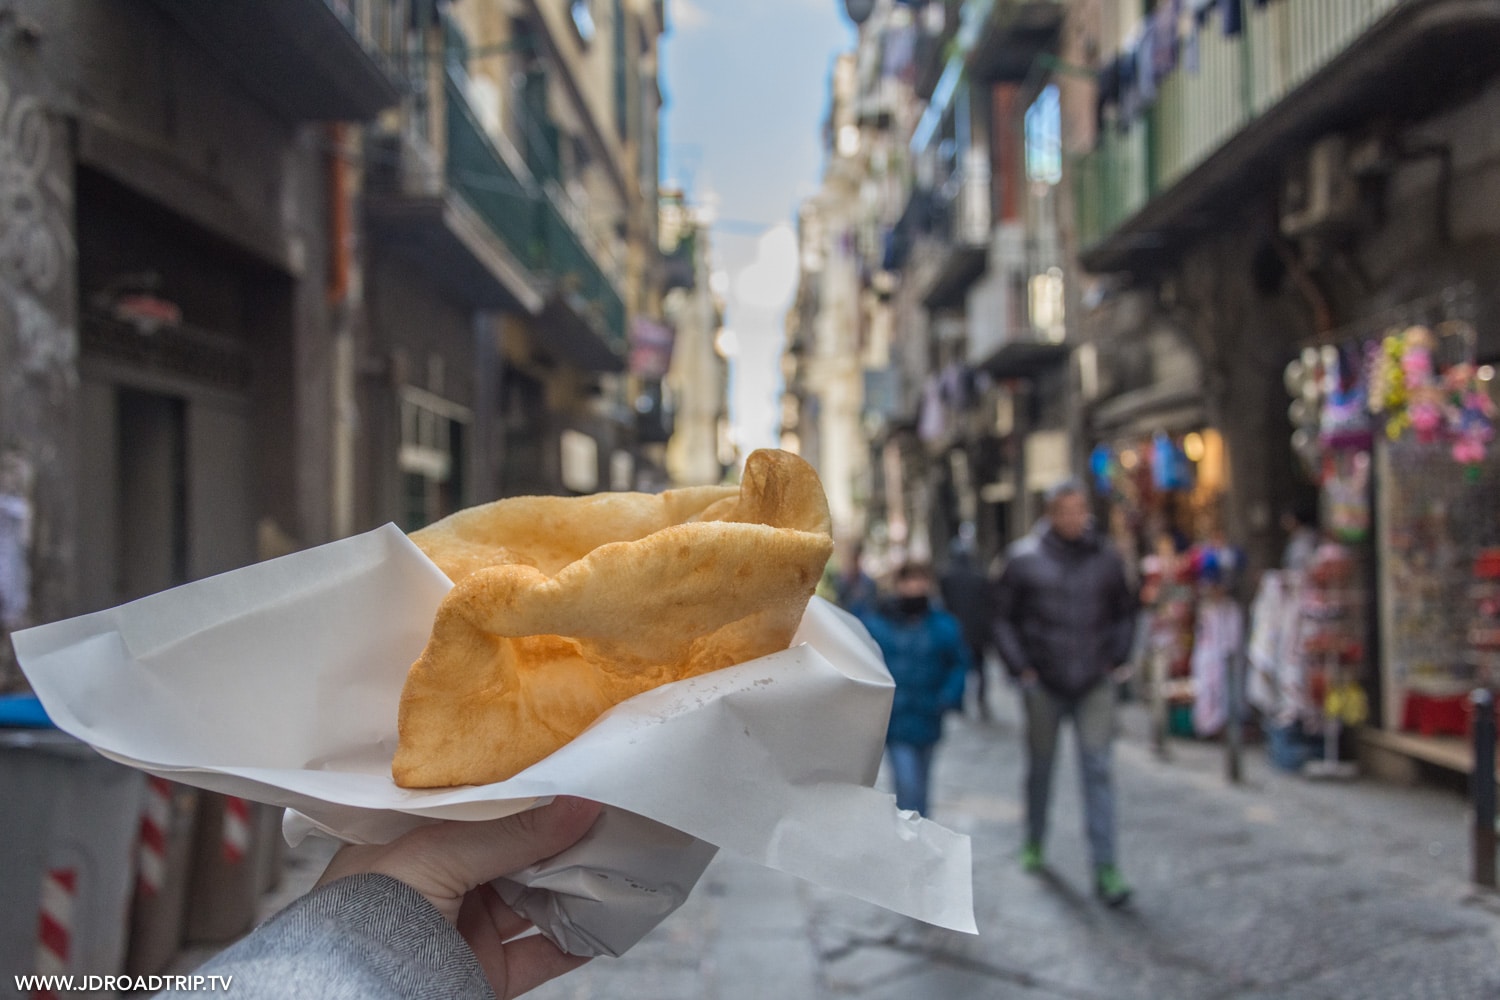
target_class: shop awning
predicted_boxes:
[1091,380,1205,438]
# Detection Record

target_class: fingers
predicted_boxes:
[460,884,590,1000]
[431,796,603,888]
[494,934,593,999]
[476,882,535,941]
[367,797,603,922]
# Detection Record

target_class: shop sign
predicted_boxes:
[629,318,676,380]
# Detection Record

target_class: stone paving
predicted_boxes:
[201,675,1500,999]
[531,677,1500,1000]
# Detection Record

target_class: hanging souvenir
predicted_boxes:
[1324,450,1370,543]
[1090,443,1115,496]
[1366,322,1496,472]
[1317,343,1374,451]
[1151,432,1195,492]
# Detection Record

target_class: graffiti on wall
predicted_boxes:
[0,452,33,630]
[1,69,75,679]
[0,75,70,296]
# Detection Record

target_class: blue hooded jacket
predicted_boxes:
[860,599,971,746]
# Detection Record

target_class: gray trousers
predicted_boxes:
[1022,679,1117,868]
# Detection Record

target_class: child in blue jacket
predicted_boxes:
[859,561,971,817]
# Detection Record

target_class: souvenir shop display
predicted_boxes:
[1284,287,1498,751]
[1299,542,1366,778]
[1378,436,1500,736]
[1141,534,1197,740]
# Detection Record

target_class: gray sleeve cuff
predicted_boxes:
[164,873,495,1000]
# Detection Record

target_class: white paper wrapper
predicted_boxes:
[13,524,975,956]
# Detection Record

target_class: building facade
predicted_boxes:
[1067,0,1500,761]
[0,0,667,692]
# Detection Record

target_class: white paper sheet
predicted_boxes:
[13,524,975,956]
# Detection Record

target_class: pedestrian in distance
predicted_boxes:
[860,561,971,817]
[939,536,995,720]
[832,539,878,619]
[991,480,1138,906]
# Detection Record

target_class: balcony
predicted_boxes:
[921,151,992,310]
[367,62,627,370]
[1075,0,1500,273]
[914,0,967,101]
[365,71,547,316]
[966,0,1065,84]
[152,0,401,121]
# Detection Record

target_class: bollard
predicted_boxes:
[1472,688,1497,889]
[1225,650,1243,784]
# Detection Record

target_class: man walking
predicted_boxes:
[992,481,1137,906]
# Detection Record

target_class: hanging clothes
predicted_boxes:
[1191,595,1243,737]
[1247,570,1306,725]
[1136,20,1158,109]
[883,24,916,82]
[1096,54,1122,131]
[1153,0,1180,82]
[1220,0,1244,37]
[918,375,947,445]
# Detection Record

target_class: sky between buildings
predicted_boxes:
[660,0,855,457]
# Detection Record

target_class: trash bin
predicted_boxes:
[183,793,268,944]
[0,725,146,992]
[125,778,199,976]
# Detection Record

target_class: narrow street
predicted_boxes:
[519,674,1500,1000]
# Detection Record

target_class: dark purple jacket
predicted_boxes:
[991,527,1137,699]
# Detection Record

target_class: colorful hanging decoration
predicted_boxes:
[1089,443,1115,496]
[1151,431,1195,492]
[1366,324,1496,471]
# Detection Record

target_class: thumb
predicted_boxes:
[370,797,603,923]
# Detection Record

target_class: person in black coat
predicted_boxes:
[939,539,994,720]
[992,480,1137,906]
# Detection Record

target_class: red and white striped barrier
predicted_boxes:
[221,796,251,865]
[136,777,173,898]
[33,866,75,999]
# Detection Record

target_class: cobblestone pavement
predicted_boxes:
[530,675,1500,1000]
[201,674,1500,999]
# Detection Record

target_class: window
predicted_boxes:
[571,0,595,44]
[1029,267,1066,343]
[398,386,471,530]
[1024,85,1062,186]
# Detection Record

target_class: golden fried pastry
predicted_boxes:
[393,449,833,787]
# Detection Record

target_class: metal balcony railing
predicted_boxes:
[1074,0,1405,252]
[442,68,626,352]
[537,188,628,352]
[444,70,544,270]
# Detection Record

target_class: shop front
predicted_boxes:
[1259,289,1499,780]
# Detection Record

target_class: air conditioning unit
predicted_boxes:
[1280,135,1360,239]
